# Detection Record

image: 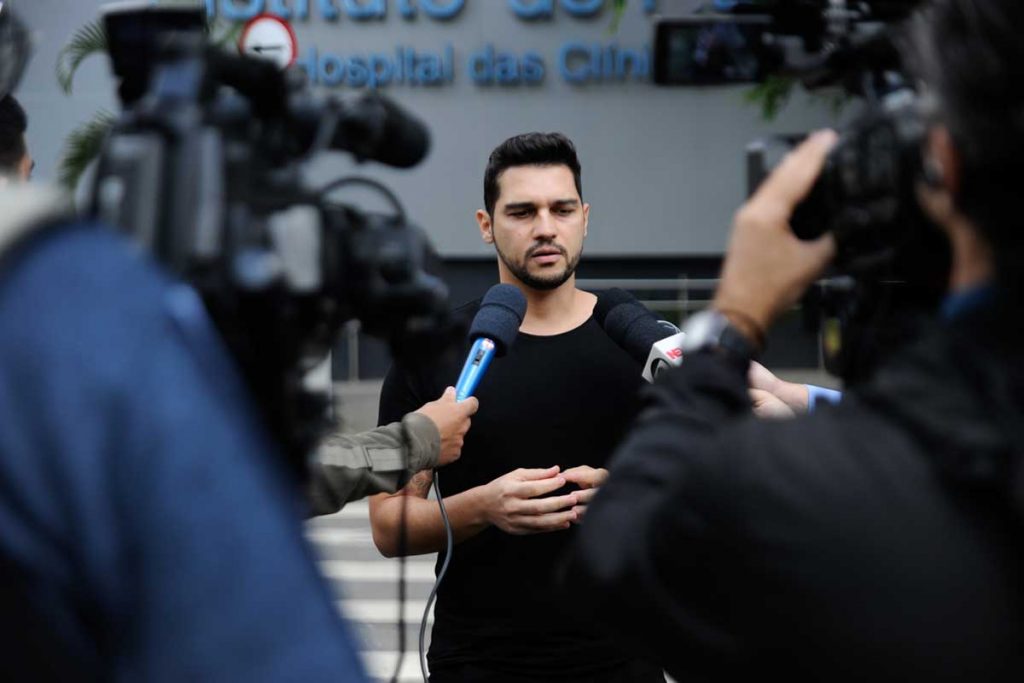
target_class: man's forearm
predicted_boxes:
[369,476,492,557]
[307,414,440,517]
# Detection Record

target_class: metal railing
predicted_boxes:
[340,276,718,380]
[576,276,720,327]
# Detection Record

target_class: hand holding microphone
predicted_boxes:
[414,387,479,466]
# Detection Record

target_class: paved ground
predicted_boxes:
[308,501,435,682]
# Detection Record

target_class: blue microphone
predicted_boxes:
[454,284,527,401]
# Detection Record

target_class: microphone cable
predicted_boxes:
[388,475,409,683]
[419,469,453,683]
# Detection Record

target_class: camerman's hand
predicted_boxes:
[482,466,579,535]
[713,130,839,344]
[414,387,479,466]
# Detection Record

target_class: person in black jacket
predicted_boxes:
[568,1,1024,681]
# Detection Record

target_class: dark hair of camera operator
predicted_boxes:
[567,1,1024,681]
[0,94,32,181]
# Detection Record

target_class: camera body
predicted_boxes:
[90,4,454,475]
[654,0,949,381]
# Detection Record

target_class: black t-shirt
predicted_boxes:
[378,299,648,678]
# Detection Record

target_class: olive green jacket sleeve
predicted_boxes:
[306,412,440,516]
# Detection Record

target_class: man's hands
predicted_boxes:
[414,387,479,466]
[748,361,808,419]
[713,130,839,343]
[481,466,580,535]
[562,465,608,523]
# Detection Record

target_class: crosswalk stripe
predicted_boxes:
[361,650,425,682]
[307,527,375,545]
[339,599,433,622]
[321,560,437,582]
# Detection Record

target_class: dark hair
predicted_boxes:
[483,132,582,217]
[911,0,1024,278]
[0,94,27,173]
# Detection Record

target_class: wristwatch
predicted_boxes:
[680,309,760,364]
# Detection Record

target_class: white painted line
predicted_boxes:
[306,527,374,546]
[360,650,425,682]
[321,560,437,582]
[339,599,433,623]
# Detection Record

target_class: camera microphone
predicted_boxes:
[454,284,527,401]
[596,288,685,382]
[330,93,430,169]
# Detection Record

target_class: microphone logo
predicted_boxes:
[472,339,495,363]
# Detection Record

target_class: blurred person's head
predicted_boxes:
[913,0,1024,291]
[476,132,589,292]
[0,94,31,183]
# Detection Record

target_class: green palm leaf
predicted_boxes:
[55,18,107,95]
[609,0,628,34]
[57,110,117,190]
[745,75,797,121]
[210,18,243,47]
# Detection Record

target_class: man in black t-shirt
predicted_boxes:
[368,133,664,682]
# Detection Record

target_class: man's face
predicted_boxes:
[1,139,32,184]
[478,164,589,291]
[16,145,33,181]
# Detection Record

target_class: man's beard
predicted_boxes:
[494,239,582,291]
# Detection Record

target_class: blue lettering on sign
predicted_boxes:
[398,0,416,18]
[419,0,465,19]
[469,45,546,85]
[343,0,385,20]
[561,0,603,16]
[318,0,341,19]
[508,0,553,19]
[267,0,289,19]
[558,42,590,82]
[220,0,264,21]
[558,41,650,83]
[296,44,456,87]
[208,0,649,19]
[208,0,463,19]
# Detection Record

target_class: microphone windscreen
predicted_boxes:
[600,294,671,366]
[469,284,527,356]
[372,95,431,168]
[593,288,639,328]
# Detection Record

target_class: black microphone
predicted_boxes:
[596,288,685,382]
[290,92,430,168]
[331,93,430,169]
[454,284,527,401]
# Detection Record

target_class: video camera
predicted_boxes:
[89,4,455,476]
[653,0,949,382]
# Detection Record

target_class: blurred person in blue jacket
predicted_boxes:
[0,6,369,680]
